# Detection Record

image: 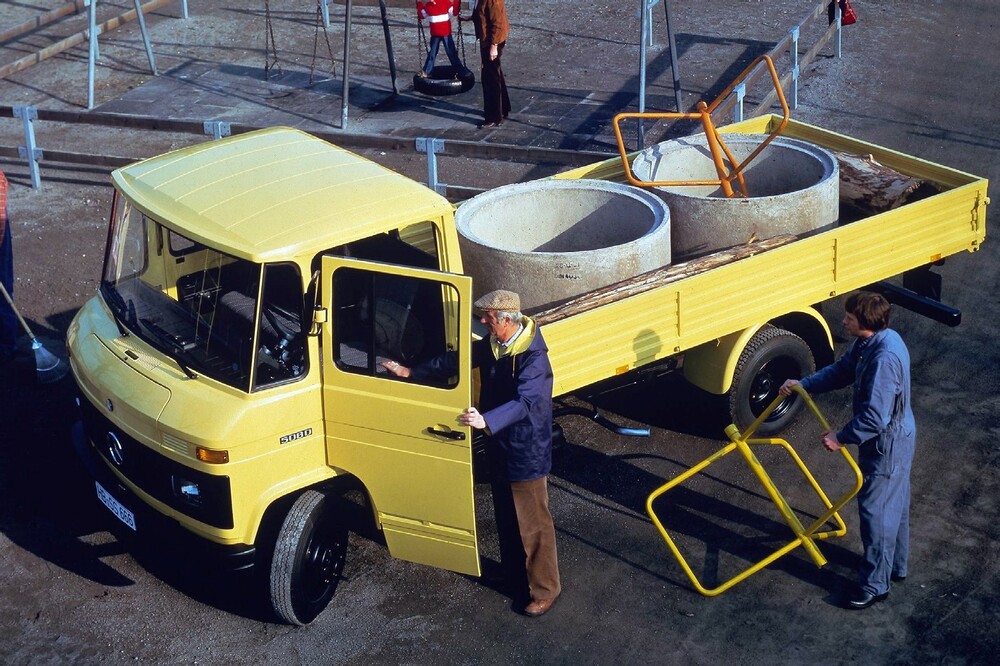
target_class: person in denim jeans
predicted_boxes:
[417,0,469,78]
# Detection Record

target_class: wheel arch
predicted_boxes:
[683,307,833,395]
[259,473,375,625]
[254,473,374,557]
[771,308,835,369]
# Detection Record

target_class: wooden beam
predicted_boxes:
[0,0,174,81]
[0,0,87,45]
[534,235,797,324]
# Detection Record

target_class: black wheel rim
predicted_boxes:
[301,521,346,605]
[749,356,800,422]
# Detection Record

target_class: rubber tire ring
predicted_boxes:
[413,65,476,97]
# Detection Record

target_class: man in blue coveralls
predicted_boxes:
[780,291,915,610]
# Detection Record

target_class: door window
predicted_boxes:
[253,262,307,389]
[332,267,459,388]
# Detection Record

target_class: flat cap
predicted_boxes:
[474,289,520,312]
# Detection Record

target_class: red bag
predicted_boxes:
[828,0,858,26]
[841,0,858,25]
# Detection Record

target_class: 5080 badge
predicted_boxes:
[279,428,313,445]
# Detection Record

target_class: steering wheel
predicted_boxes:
[263,305,297,342]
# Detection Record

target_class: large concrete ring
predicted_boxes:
[456,179,672,312]
[632,133,839,259]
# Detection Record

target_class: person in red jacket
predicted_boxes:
[417,0,470,78]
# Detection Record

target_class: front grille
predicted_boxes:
[80,399,235,529]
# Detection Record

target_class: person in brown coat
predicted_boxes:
[463,0,511,128]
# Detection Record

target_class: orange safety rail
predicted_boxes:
[612,54,791,198]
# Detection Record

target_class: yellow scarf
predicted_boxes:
[489,315,537,360]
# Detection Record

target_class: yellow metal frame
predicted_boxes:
[646,386,863,596]
[612,55,790,198]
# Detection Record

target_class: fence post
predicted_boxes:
[836,4,843,58]
[733,82,746,123]
[637,0,648,149]
[415,137,446,195]
[790,26,800,110]
[203,121,232,140]
[646,0,658,46]
[87,0,98,109]
[13,106,43,189]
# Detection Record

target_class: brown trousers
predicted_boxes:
[492,475,561,602]
[479,41,511,124]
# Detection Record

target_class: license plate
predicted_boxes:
[96,481,137,531]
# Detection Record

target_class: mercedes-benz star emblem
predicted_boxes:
[106,432,124,466]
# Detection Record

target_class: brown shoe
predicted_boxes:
[523,595,558,617]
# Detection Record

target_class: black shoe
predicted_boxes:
[891,573,907,583]
[845,588,889,610]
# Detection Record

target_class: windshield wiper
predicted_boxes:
[139,317,199,379]
[102,287,131,337]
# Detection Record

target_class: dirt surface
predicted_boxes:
[1,1,999,664]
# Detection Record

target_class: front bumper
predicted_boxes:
[72,419,256,571]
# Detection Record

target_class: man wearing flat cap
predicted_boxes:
[383,289,561,617]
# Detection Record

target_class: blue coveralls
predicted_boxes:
[800,328,915,596]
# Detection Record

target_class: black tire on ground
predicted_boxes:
[269,490,348,626]
[728,326,815,436]
[412,65,476,96]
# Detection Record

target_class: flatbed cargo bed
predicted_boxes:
[538,116,988,397]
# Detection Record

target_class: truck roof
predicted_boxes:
[111,127,454,263]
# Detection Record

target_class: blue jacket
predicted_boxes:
[800,328,915,450]
[475,319,554,482]
[411,316,555,482]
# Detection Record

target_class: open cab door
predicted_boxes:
[320,256,479,576]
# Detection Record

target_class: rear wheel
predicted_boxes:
[269,490,348,625]
[728,326,815,436]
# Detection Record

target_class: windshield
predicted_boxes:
[100,193,306,391]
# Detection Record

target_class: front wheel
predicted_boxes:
[269,490,348,625]
[728,326,815,436]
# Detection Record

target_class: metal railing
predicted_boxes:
[612,55,790,198]
[2,1,845,193]
[1,103,610,194]
[711,0,847,126]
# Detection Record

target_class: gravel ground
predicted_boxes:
[1,1,998,664]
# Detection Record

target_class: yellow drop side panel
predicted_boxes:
[542,117,987,398]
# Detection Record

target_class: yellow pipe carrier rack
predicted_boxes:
[646,386,864,596]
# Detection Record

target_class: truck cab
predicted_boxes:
[69,127,481,625]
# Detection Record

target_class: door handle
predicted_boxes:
[426,427,466,441]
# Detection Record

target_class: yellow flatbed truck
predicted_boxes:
[68,116,987,624]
